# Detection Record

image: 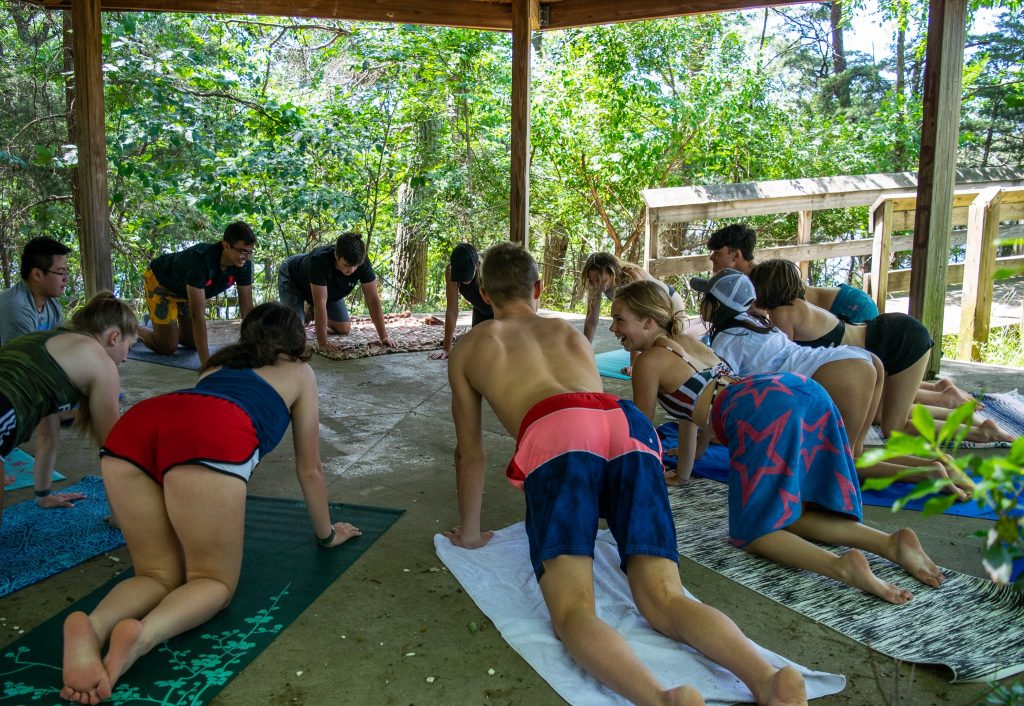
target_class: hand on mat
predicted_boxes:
[36,491,87,509]
[326,521,363,547]
[376,337,397,349]
[428,349,450,360]
[3,475,13,487]
[444,526,494,549]
[619,366,633,377]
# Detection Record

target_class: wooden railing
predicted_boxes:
[869,185,1024,360]
[642,169,1024,362]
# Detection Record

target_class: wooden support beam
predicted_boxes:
[957,187,1003,360]
[869,199,893,313]
[545,0,812,29]
[797,210,812,280]
[71,0,113,296]
[909,0,967,377]
[509,0,531,248]
[40,0,516,31]
[645,209,660,273]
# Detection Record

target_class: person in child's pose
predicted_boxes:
[690,269,883,459]
[748,258,1011,449]
[445,242,807,706]
[610,280,946,605]
[0,292,136,525]
[60,303,361,705]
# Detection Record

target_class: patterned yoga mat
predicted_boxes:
[1,476,123,598]
[669,477,1024,683]
[0,495,403,705]
[309,311,468,360]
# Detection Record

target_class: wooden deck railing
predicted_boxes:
[642,169,1024,362]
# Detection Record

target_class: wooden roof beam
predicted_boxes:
[33,0,516,31]
[544,0,817,30]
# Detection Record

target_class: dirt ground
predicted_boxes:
[1,314,1020,706]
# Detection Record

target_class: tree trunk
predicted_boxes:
[830,1,850,108]
[62,10,83,279]
[393,115,438,309]
[541,223,568,307]
[894,21,907,165]
[393,182,428,309]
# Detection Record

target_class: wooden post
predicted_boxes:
[644,208,660,272]
[509,0,536,248]
[70,0,113,296]
[797,210,812,280]
[957,186,1002,360]
[909,0,967,377]
[869,198,893,313]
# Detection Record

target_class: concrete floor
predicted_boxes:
[2,314,1021,706]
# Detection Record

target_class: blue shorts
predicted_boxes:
[512,392,679,579]
[830,283,878,324]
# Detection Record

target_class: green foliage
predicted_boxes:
[0,2,1021,314]
[859,403,1023,586]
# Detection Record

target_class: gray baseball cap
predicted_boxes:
[689,268,756,313]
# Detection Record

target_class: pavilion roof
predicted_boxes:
[26,0,811,31]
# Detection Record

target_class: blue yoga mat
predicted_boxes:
[595,349,630,380]
[2,448,65,491]
[0,476,124,598]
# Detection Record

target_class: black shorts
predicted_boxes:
[864,313,933,376]
[0,392,17,460]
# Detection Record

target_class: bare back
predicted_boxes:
[451,313,601,436]
[769,298,842,341]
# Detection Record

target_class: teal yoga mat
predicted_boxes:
[1,447,65,491]
[595,349,630,380]
[0,495,403,705]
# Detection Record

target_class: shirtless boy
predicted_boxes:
[444,242,806,706]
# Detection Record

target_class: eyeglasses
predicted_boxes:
[229,244,255,259]
[46,269,70,279]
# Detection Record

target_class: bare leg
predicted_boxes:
[876,353,928,437]
[538,555,705,706]
[856,456,971,500]
[177,312,197,350]
[919,380,979,409]
[62,459,184,703]
[103,466,247,690]
[746,527,912,604]
[812,357,880,457]
[138,322,181,355]
[902,404,1014,444]
[327,320,352,335]
[628,556,807,706]
[786,511,944,588]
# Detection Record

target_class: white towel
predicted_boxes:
[435,523,846,705]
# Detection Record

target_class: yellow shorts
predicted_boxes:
[143,269,189,325]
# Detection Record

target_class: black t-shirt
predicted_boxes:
[149,242,253,299]
[284,245,376,304]
[458,276,493,319]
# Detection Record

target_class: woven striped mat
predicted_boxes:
[670,477,1024,683]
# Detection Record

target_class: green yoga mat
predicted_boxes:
[0,495,403,705]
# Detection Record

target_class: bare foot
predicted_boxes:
[102,619,147,696]
[836,550,912,604]
[887,528,945,588]
[61,611,110,705]
[921,461,969,501]
[977,418,1014,444]
[940,386,979,409]
[660,684,705,706]
[761,666,807,706]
